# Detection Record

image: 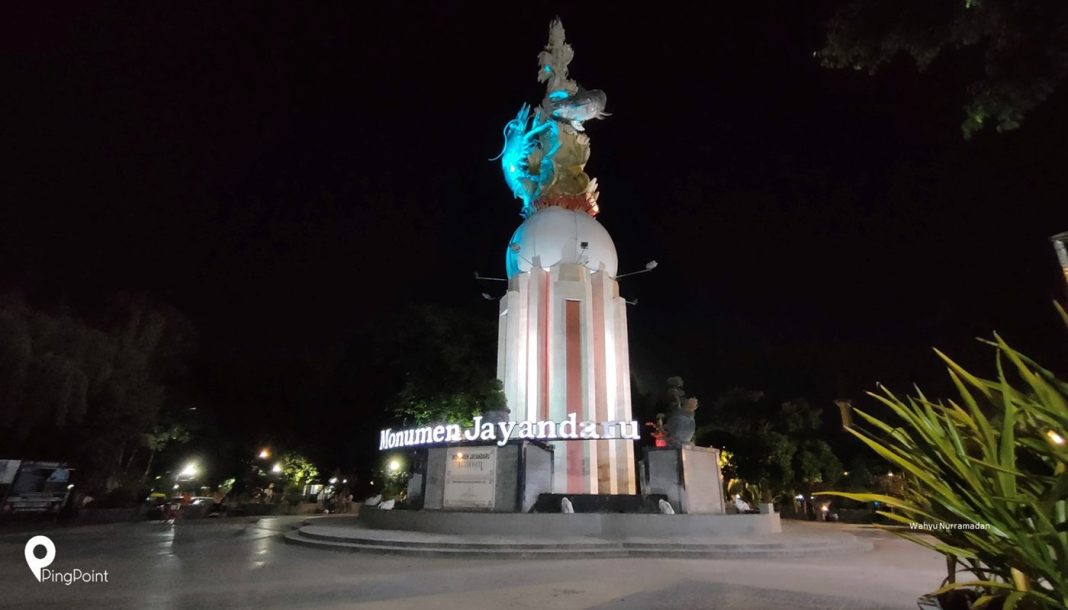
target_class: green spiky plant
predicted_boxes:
[819,305,1068,610]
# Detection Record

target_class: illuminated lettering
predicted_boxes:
[414,427,432,445]
[559,413,578,439]
[496,421,516,446]
[445,424,462,442]
[618,421,641,440]
[378,418,641,449]
[580,421,598,439]
[535,420,557,439]
[516,420,533,439]
[464,416,483,441]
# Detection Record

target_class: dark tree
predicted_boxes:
[374,304,501,425]
[696,389,842,502]
[0,293,198,491]
[821,0,1068,137]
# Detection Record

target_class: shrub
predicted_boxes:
[821,307,1068,610]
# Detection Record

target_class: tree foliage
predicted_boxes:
[0,293,197,490]
[375,304,503,425]
[277,451,319,489]
[820,0,1068,137]
[696,389,842,502]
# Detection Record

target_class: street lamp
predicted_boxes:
[272,462,283,474]
[614,260,658,279]
[258,448,271,460]
[179,462,198,479]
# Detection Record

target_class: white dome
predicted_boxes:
[505,207,618,279]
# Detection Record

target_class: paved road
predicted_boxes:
[0,517,944,609]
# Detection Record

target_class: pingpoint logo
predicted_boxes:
[24,536,55,581]
[24,535,109,585]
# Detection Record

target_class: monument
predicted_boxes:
[286,21,838,556]
[494,19,635,495]
[371,19,730,519]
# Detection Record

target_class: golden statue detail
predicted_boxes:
[496,19,608,218]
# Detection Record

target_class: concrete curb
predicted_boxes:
[283,524,873,559]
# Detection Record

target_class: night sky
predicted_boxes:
[3,3,1066,468]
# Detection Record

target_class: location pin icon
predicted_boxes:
[24,535,55,582]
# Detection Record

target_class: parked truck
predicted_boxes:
[0,459,73,517]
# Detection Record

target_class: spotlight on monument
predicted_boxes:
[388,459,401,472]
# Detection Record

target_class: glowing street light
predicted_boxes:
[179,462,199,479]
[272,462,283,474]
[388,459,401,472]
[258,448,271,460]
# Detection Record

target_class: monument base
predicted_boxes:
[531,493,670,513]
[417,440,553,513]
[640,446,726,514]
[357,506,780,537]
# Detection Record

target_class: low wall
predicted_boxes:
[358,507,780,538]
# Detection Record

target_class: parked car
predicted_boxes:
[142,493,170,520]
[182,496,222,519]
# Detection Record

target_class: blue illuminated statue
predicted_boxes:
[495,19,607,218]
[496,104,559,216]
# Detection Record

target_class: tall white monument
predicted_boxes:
[494,20,635,494]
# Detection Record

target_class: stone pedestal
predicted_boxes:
[421,440,553,512]
[640,446,726,514]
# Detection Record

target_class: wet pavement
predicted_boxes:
[0,516,945,609]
